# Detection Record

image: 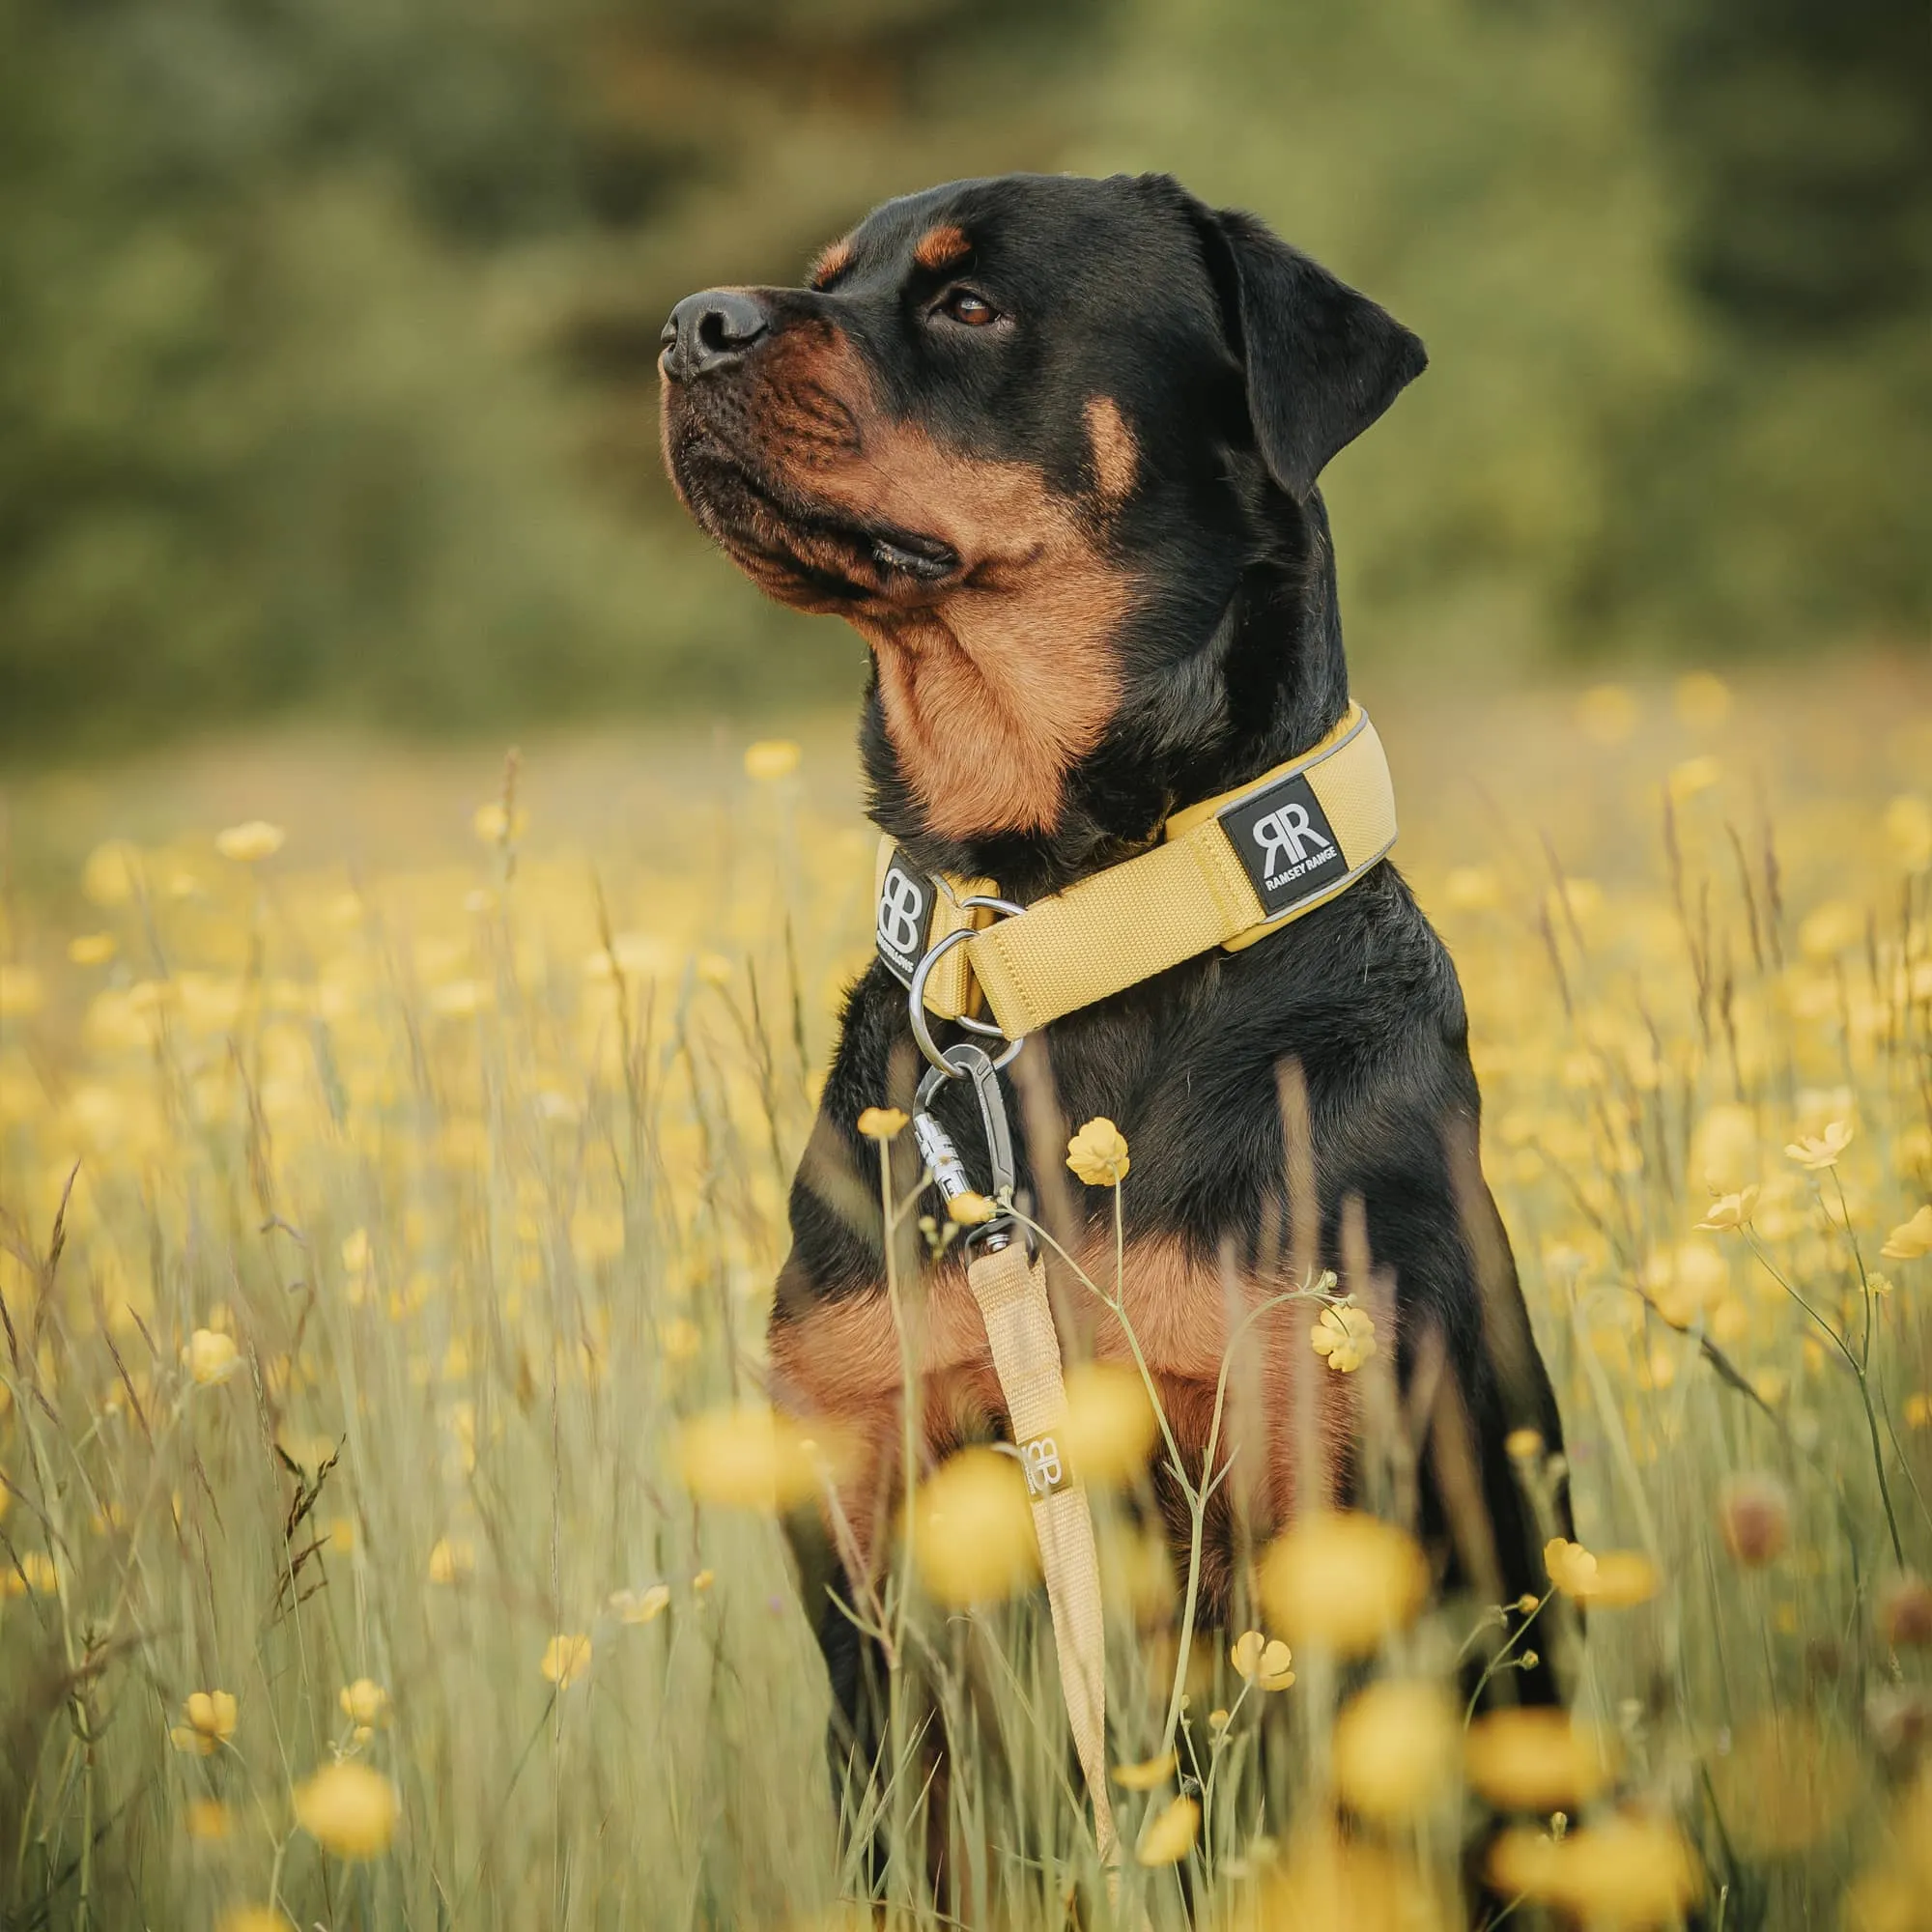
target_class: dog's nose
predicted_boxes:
[660,289,770,381]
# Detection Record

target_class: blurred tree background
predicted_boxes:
[0,0,1923,758]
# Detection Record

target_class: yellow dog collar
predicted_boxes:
[874,701,1397,1039]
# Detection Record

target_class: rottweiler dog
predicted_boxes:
[660,169,1569,1861]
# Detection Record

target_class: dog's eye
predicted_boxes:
[939,288,1000,327]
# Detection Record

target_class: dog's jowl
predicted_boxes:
[661,169,1571,1876]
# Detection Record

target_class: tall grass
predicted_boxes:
[0,668,1927,1929]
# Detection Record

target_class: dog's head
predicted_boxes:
[661,173,1423,854]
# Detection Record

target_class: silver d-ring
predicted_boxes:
[908,921,1025,1074]
[943,895,1026,1037]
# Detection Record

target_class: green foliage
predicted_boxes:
[0,0,1922,755]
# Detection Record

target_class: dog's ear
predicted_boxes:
[1188,199,1427,501]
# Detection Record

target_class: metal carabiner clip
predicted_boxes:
[912,1040,1025,1254]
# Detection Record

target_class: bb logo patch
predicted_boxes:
[875,860,933,985]
[1021,1433,1067,1497]
[1219,772,1348,918]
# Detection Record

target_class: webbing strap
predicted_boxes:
[880,703,1397,1039]
[964,1240,1117,1871]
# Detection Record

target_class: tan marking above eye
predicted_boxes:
[809,236,855,289]
[913,224,971,273]
[1085,396,1137,505]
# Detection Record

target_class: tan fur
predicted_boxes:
[667,314,1135,838]
[767,1234,1356,1581]
[913,224,971,273]
[809,236,854,289]
[1084,395,1137,504]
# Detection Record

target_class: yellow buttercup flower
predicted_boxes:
[1488,1814,1696,1925]
[1881,1206,1932,1261]
[68,932,116,966]
[1466,1708,1615,1812]
[1260,1514,1428,1659]
[1229,1630,1296,1690]
[1332,1680,1460,1821]
[677,1405,834,1512]
[1784,1119,1854,1170]
[293,1760,399,1859]
[1311,1302,1377,1373]
[185,1798,232,1841]
[540,1634,592,1689]
[743,739,802,781]
[916,1447,1037,1607]
[610,1583,671,1624]
[856,1106,908,1141]
[946,1190,996,1226]
[338,1678,390,1728]
[427,1536,474,1584]
[1135,1794,1200,1867]
[1544,1537,1599,1599]
[1504,1428,1546,1462]
[183,1328,241,1386]
[1695,1186,1758,1232]
[169,1689,238,1755]
[213,820,286,864]
[1059,1362,1158,1485]
[1111,1748,1178,1791]
[1065,1117,1130,1186]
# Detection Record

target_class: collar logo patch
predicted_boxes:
[875,859,932,986]
[1220,772,1348,918]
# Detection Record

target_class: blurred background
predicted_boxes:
[1,0,1925,761]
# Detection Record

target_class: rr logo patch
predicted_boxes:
[1219,771,1349,918]
[875,860,933,985]
[1021,1433,1067,1497]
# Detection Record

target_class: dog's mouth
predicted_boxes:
[666,410,962,612]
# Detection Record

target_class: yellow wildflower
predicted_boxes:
[1229,1630,1296,1690]
[426,1536,474,1584]
[610,1583,671,1624]
[1311,1302,1377,1373]
[1065,1117,1130,1186]
[1544,1537,1599,1600]
[1881,1206,1932,1261]
[470,802,526,843]
[185,1798,232,1841]
[1111,1748,1178,1790]
[1333,1680,1460,1821]
[68,933,116,966]
[917,1448,1037,1606]
[183,1328,241,1386]
[1260,1514,1427,1659]
[692,1569,715,1592]
[169,1689,238,1755]
[1466,1709,1615,1812]
[1059,1362,1158,1485]
[1489,1814,1697,1925]
[294,1760,399,1859]
[743,738,802,781]
[338,1679,390,1728]
[1695,1186,1758,1232]
[540,1634,592,1689]
[946,1190,997,1226]
[1784,1119,1854,1170]
[856,1106,908,1141]
[1504,1428,1545,1462]
[1135,1795,1200,1867]
[213,820,286,864]
[677,1405,832,1511]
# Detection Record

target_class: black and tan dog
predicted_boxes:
[660,169,1568,1838]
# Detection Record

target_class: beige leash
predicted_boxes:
[965,1236,1117,1870]
[911,1046,1118,1878]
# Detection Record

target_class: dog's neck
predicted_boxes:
[859,489,1350,902]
